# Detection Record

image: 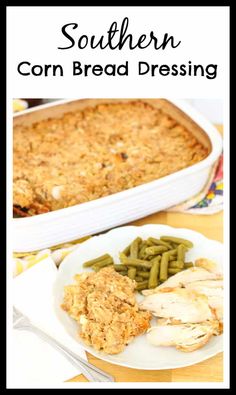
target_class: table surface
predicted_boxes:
[69,125,223,383]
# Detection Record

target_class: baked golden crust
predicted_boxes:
[13,101,209,215]
[61,267,151,354]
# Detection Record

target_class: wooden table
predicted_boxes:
[69,126,223,383]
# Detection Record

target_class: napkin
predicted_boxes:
[9,256,87,388]
[167,154,223,214]
[13,236,90,276]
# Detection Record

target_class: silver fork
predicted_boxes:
[13,306,115,382]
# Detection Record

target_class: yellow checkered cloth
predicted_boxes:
[12,237,90,277]
[13,99,28,112]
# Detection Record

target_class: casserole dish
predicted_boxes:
[13,99,222,251]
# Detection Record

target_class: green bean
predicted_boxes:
[159,252,169,282]
[141,253,154,261]
[92,265,100,272]
[146,254,155,261]
[150,255,161,263]
[83,253,112,267]
[148,257,160,289]
[184,261,194,268]
[146,238,155,246]
[119,252,129,262]
[140,267,149,272]
[92,257,114,268]
[138,242,148,259]
[130,237,142,259]
[177,244,186,262]
[122,244,131,256]
[168,255,176,261]
[127,267,136,280]
[145,246,168,256]
[119,271,129,276]
[136,280,149,291]
[138,240,147,249]
[166,249,177,257]
[135,276,144,282]
[169,260,184,269]
[167,249,178,256]
[169,242,179,249]
[147,237,173,249]
[136,271,150,279]
[168,268,182,275]
[113,264,128,271]
[160,236,193,248]
[119,254,153,269]
[92,261,114,271]
[125,260,153,269]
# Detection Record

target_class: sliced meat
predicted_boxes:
[184,280,223,289]
[139,288,214,323]
[207,297,223,321]
[195,258,222,274]
[185,281,223,320]
[142,267,223,296]
[147,322,215,352]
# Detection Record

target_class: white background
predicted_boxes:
[7,6,229,389]
[188,99,223,123]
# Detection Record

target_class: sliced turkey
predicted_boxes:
[146,322,216,352]
[139,288,214,323]
[185,281,223,320]
[142,266,222,296]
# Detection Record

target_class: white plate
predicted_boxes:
[53,224,223,370]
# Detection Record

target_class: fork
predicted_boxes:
[13,306,115,382]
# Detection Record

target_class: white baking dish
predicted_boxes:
[13,99,222,252]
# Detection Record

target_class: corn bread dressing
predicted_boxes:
[61,267,151,354]
[13,100,209,216]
